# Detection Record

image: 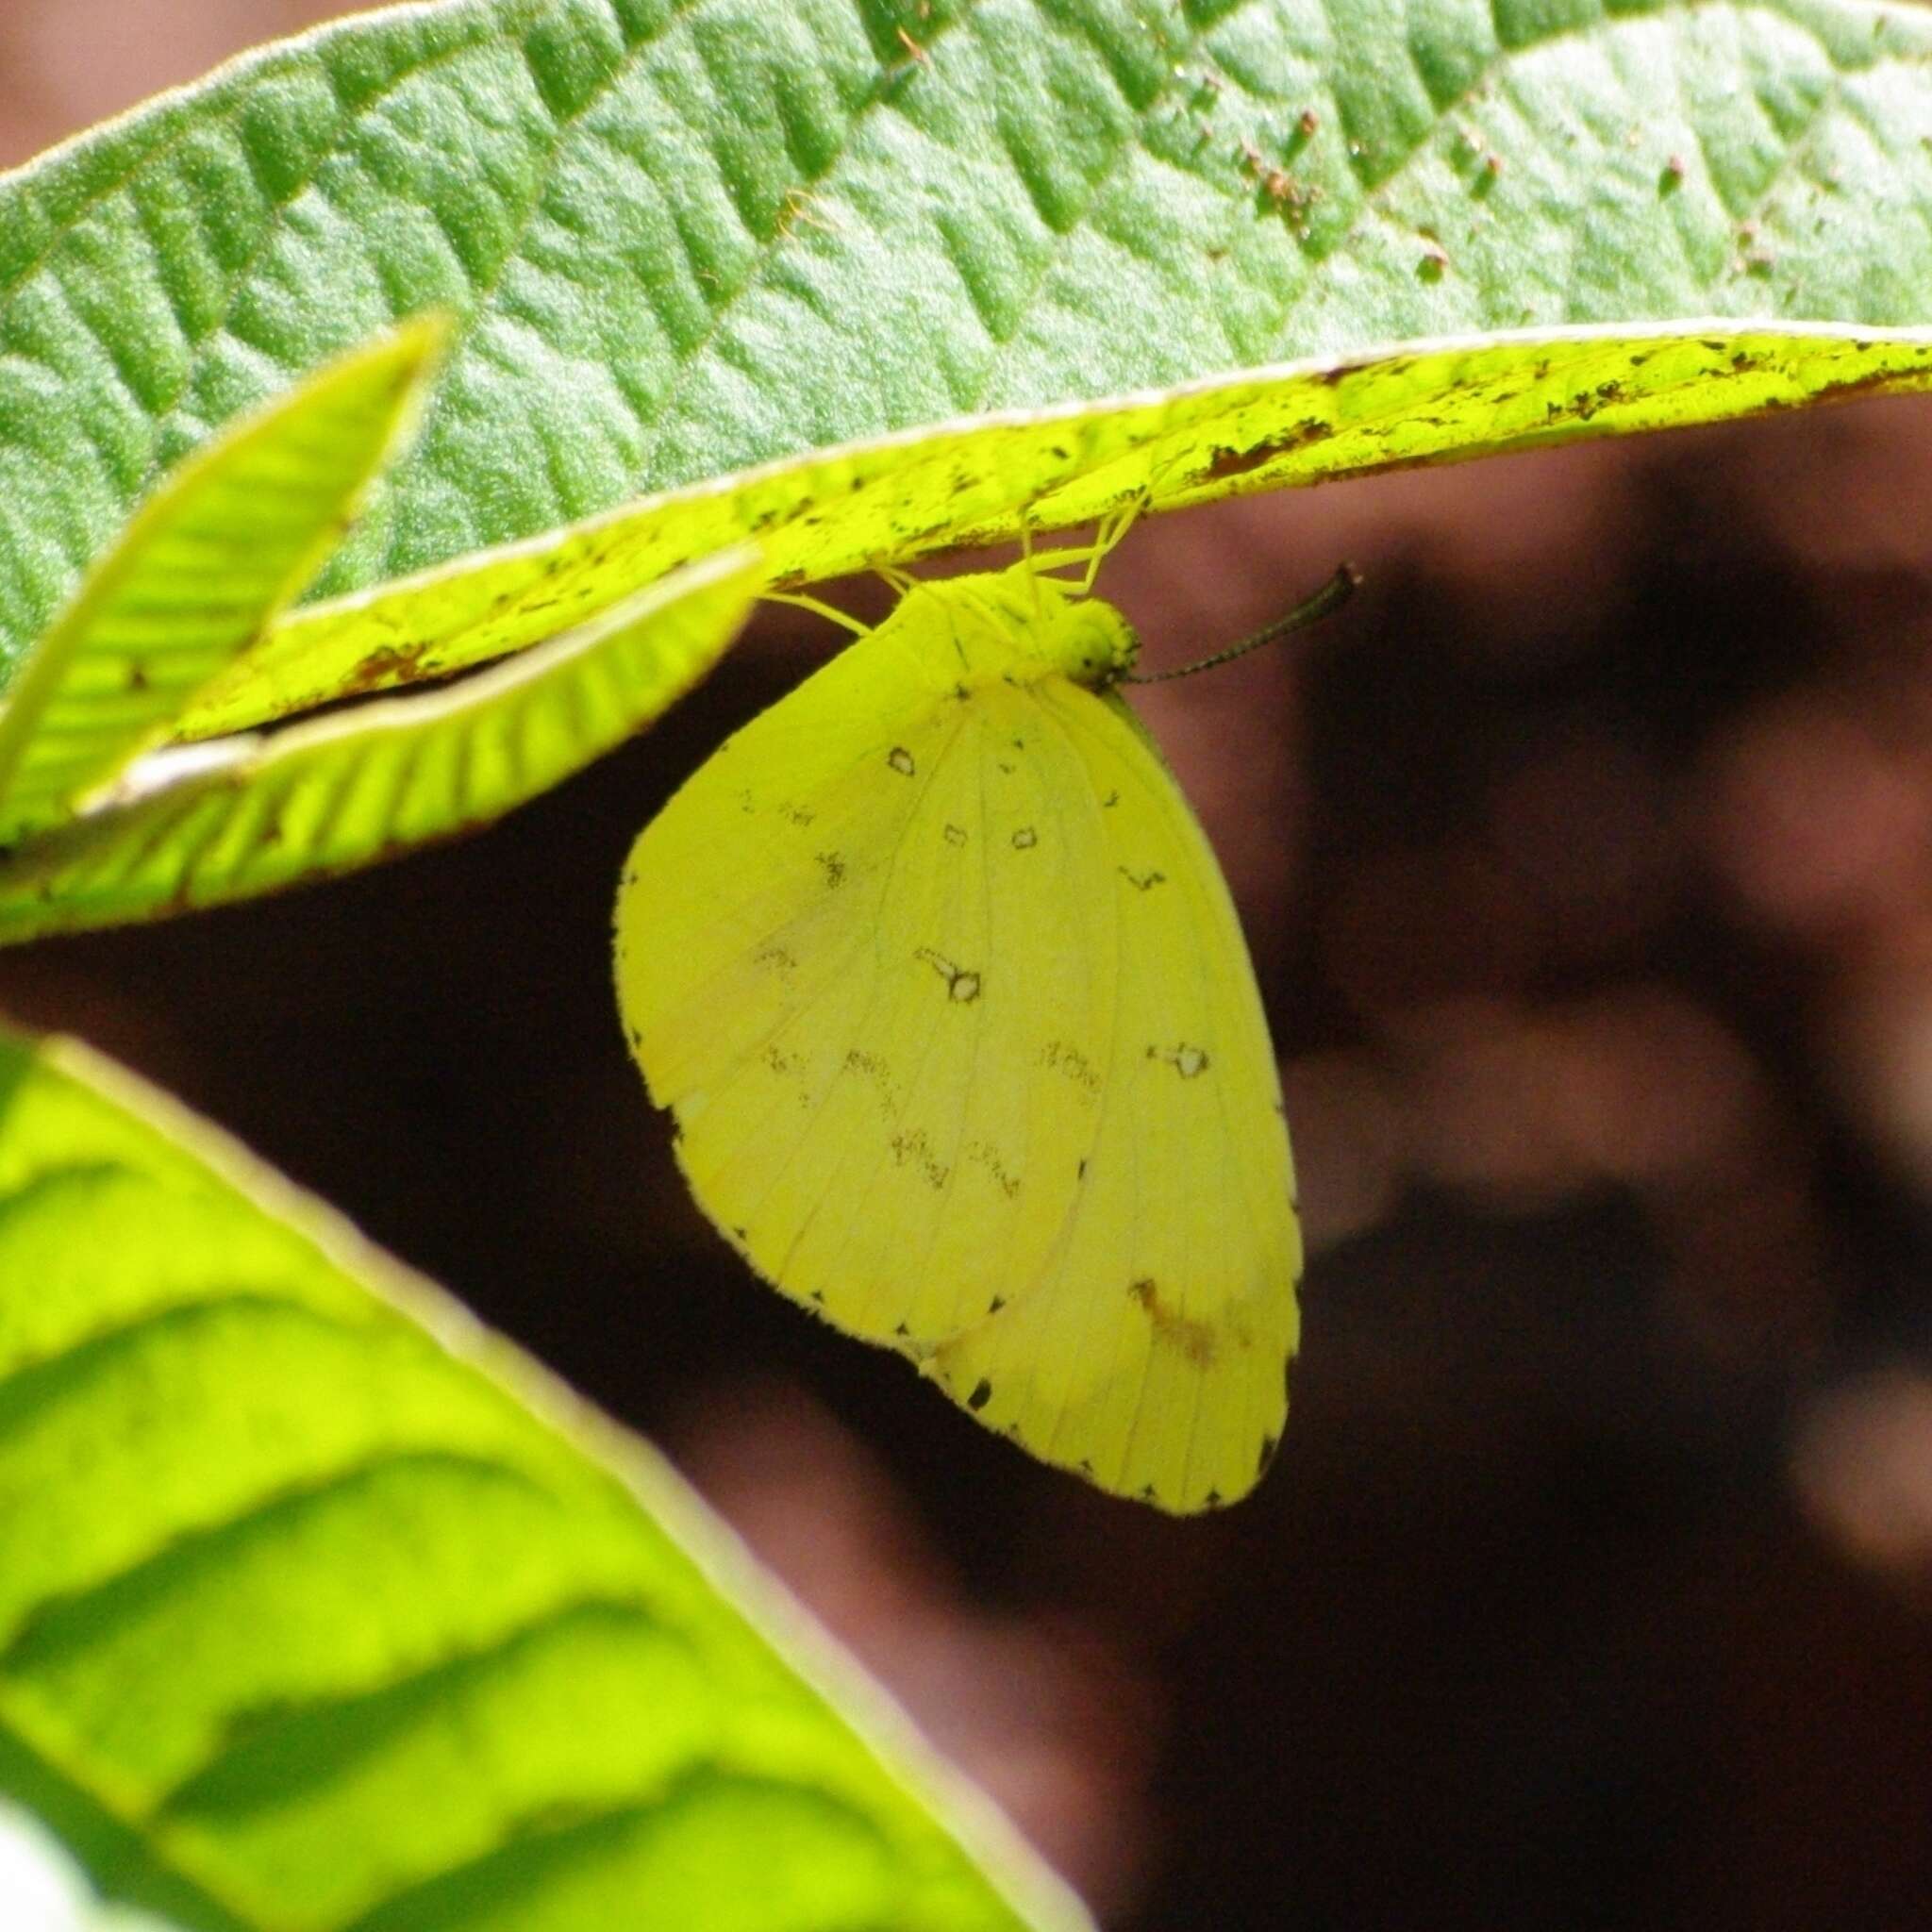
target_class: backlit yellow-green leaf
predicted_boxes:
[0,1025,1088,1932]
[0,324,444,841]
[0,549,761,944]
[175,321,1932,741]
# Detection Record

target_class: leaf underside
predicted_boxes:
[174,318,1932,739]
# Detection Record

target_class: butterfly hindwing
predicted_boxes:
[926,682,1298,1510]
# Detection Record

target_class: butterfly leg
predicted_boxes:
[764,589,873,637]
[1016,495,1149,591]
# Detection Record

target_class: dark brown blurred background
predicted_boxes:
[5,7,1932,1928]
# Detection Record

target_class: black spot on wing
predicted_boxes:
[967,1377,993,1411]
[915,947,982,1003]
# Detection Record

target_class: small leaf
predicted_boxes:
[0,549,761,943]
[0,1027,1087,1932]
[0,323,444,844]
[175,320,1932,739]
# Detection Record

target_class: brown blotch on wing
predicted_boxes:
[1128,1276,1219,1368]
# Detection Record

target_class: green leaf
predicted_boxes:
[5,0,1932,689]
[0,546,761,944]
[0,323,443,841]
[171,318,1932,738]
[0,1027,1090,1932]
[0,1805,183,1932]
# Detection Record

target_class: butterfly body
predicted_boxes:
[616,558,1300,1510]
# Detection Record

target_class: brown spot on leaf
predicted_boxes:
[1204,420,1331,481]
[342,639,431,697]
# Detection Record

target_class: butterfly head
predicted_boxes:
[1037,592,1140,691]
[980,564,1138,691]
[900,564,1141,692]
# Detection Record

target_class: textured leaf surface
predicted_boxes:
[0,549,761,943]
[173,318,1932,737]
[5,0,1932,689]
[0,1028,1089,1932]
[0,324,441,841]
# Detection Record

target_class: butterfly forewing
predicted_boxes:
[620,626,1113,1341]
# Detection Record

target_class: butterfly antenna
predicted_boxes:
[1123,562,1360,685]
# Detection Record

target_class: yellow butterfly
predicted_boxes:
[615,522,1352,1510]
